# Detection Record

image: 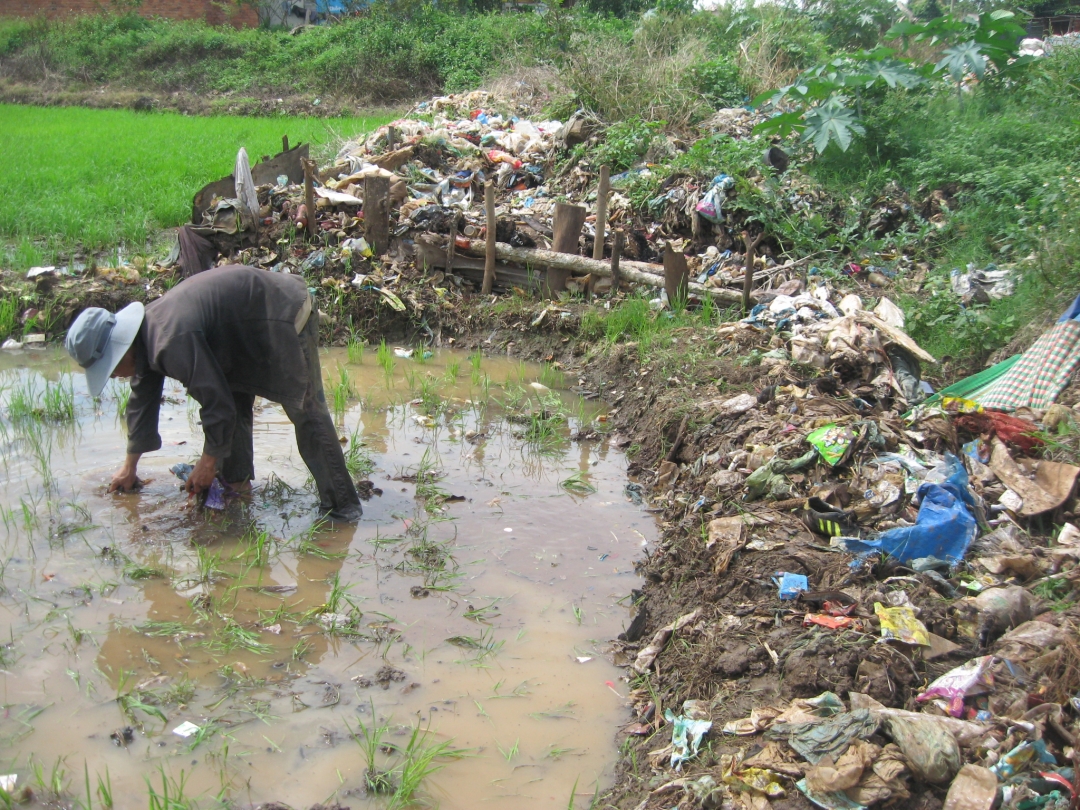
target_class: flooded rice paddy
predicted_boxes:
[0,345,654,809]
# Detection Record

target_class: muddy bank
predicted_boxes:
[0,78,406,118]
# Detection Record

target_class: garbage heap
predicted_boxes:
[608,294,1080,810]
[175,89,911,318]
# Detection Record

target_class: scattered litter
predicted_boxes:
[874,603,929,646]
[665,700,712,771]
[172,721,201,738]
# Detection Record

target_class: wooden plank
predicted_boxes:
[547,202,586,296]
[363,174,391,255]
[611,228,623,292]
[302,157,316,240]
[663,244,690,305]
[483,181,496,295]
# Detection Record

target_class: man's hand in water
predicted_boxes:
[108,453,142,493]
[184,454,218,495]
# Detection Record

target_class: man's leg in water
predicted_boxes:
[219,392,255,492]
[282,316,362,522]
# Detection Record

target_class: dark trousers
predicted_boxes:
[219,314,361,517]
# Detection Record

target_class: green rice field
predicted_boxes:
[0,105,394,270]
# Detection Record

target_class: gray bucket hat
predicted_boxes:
[65,302,145,398]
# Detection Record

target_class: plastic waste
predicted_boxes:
[882,714,961,784]
[844,454,976,564]
[807,424,857,467]
[942,764,998,810]
[874,603,929,646]
[170,463,227,510]
[973,586,1034,641]
[991,739,1056,780]
[782,709,879,765]
[665,700,712,771]
[744,448,817,500]
[777,572,809,600]
[695,174,735,223]
[917,656,995,717]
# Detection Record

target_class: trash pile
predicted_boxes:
[609,290,1080,810]
[158,88,883,317]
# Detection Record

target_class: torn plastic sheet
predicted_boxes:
[842,454,976,564]
[665,702,712,771]
[170,463,227,510]
[917,655,995,717]
[773,709,879,765]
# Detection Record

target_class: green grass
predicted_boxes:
[0,105,392,270]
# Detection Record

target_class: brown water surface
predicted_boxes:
[0,346,652,808]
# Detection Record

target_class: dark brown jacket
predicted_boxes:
[127,265,310,459]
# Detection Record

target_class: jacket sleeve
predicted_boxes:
[161,331,237,459]
[126,370,165,455]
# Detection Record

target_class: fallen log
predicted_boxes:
[461,240,753,306]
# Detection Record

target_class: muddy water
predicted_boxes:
[0,346,653,808]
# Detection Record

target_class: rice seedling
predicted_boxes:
[343,424,375,478]
[415,376,442,416]
[293,523,347,560]
[446,626,504,665]
[347,335,365,364]
[392,724,471,809]
[443,359,460,382]
[96,767,114,810]
[261,472,300,505]
[539,363,562,388]
[236,523,274,569]
[119,554,167,581]
[377,339,395,384]
[346,707,396,795]
[204,620,274,656]
[413,344,429,365]
[530,701,578,721]
[20,420,56,491]
[110,379,131,419]
[30,757,68,800]
[560,470,597,496]
[545,745,577,760]
[116,691,168,728]
[496,738,520,761]
[145,766,192,810]
[332,365,354,421]
[7,376,76,422]
[572,602,585,625]
[347,705,470,808]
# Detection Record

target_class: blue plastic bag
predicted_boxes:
[843,454,976,564]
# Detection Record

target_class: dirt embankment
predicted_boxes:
[0,78,403,118]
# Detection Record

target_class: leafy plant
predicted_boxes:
[754,12,1030,153]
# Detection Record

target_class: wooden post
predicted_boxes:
[446,221,458,273]
[282,135,289,153]
[482,181,496,295]
[363,174,391,256]
[588,166,610,299]
[302,158,316,240]
[593,166,610,262]
[547,202,586,296]
[741,230,765,315]
[610,229,623,293]
[663,244,690,306]
[387,126,398,151]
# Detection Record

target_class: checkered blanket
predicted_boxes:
[977,319,1080,411]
